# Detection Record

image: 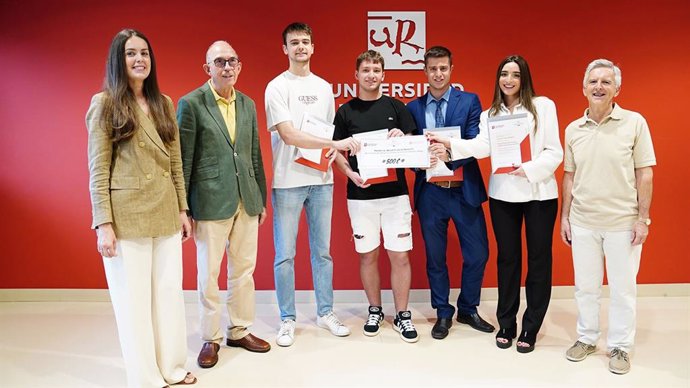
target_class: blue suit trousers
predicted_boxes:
[417,184,489,318]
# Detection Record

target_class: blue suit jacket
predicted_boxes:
[406,88,488,210]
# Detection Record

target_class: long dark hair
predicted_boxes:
[488,55,538,132]
[99,29,176,144]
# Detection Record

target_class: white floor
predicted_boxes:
[1,296,689,388]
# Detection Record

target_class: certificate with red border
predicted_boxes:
[487,113,531,174]
[294,113,334,172]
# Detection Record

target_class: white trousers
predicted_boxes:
[103,232,188,388]
[571,224,642,352]
[195,202,258,342]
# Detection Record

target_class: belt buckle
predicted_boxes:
[436,180,451,188]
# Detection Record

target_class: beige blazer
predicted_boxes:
[87,92,188,239]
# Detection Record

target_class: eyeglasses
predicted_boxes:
[211,57,240,69]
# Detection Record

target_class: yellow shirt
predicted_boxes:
[208,80,236,142]
[564,104,656,230]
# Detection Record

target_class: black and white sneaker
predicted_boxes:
[363,306,384,336]
[394,311,419,343]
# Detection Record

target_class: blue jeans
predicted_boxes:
[272,184,334,320]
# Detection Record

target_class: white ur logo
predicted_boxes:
[368,11,426,70]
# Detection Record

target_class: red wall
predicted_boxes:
[1,0,689,290]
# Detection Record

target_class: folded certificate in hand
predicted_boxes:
[424,126,464,182]
[294,112,335,172]
[357,135,430,169]
[487,113,531,174]
[353,129,396,184]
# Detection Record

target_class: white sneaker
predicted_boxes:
[317,311,351,337]
[276,319,296,347]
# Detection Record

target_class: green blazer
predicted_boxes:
[177,83,267,220]
[86,93,188,239]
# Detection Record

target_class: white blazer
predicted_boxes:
[449,96,563,202]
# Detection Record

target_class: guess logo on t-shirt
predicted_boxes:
[298,95,318,105]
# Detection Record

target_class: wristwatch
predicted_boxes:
[638,218,652,226]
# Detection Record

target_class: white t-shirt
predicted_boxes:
[264,70,336,189]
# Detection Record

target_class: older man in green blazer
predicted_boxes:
[177,41,269,369]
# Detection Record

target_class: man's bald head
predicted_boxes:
[203,40,242,97]
[206,40,235,63]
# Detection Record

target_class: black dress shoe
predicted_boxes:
[456,312,495,333]
[431,318,453,339]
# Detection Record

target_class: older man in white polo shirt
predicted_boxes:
[560,59,656,375]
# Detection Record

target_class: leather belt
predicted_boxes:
[431,180,462,188]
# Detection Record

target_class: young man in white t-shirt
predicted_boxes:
[264,22,360,347]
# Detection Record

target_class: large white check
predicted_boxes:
[356,135,430,169]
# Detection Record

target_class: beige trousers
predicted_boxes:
[103,232,188,388]
[195,202,258,342]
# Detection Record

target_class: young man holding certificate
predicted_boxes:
[332,50,420,343]
[406,46,493,340]
[264,22,360,347]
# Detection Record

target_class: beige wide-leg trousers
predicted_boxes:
[103,232,188,388]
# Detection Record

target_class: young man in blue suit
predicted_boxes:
[406,46,494,339]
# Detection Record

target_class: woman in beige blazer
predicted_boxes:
[86,29,195,388]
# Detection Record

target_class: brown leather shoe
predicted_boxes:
[226,333,271,353]
[197,342,220,368]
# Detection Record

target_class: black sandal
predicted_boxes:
[495,327,516,349]
[516,331,536,353]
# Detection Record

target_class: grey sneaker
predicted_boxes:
[566,340,597,361]
[609,348,631,374]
